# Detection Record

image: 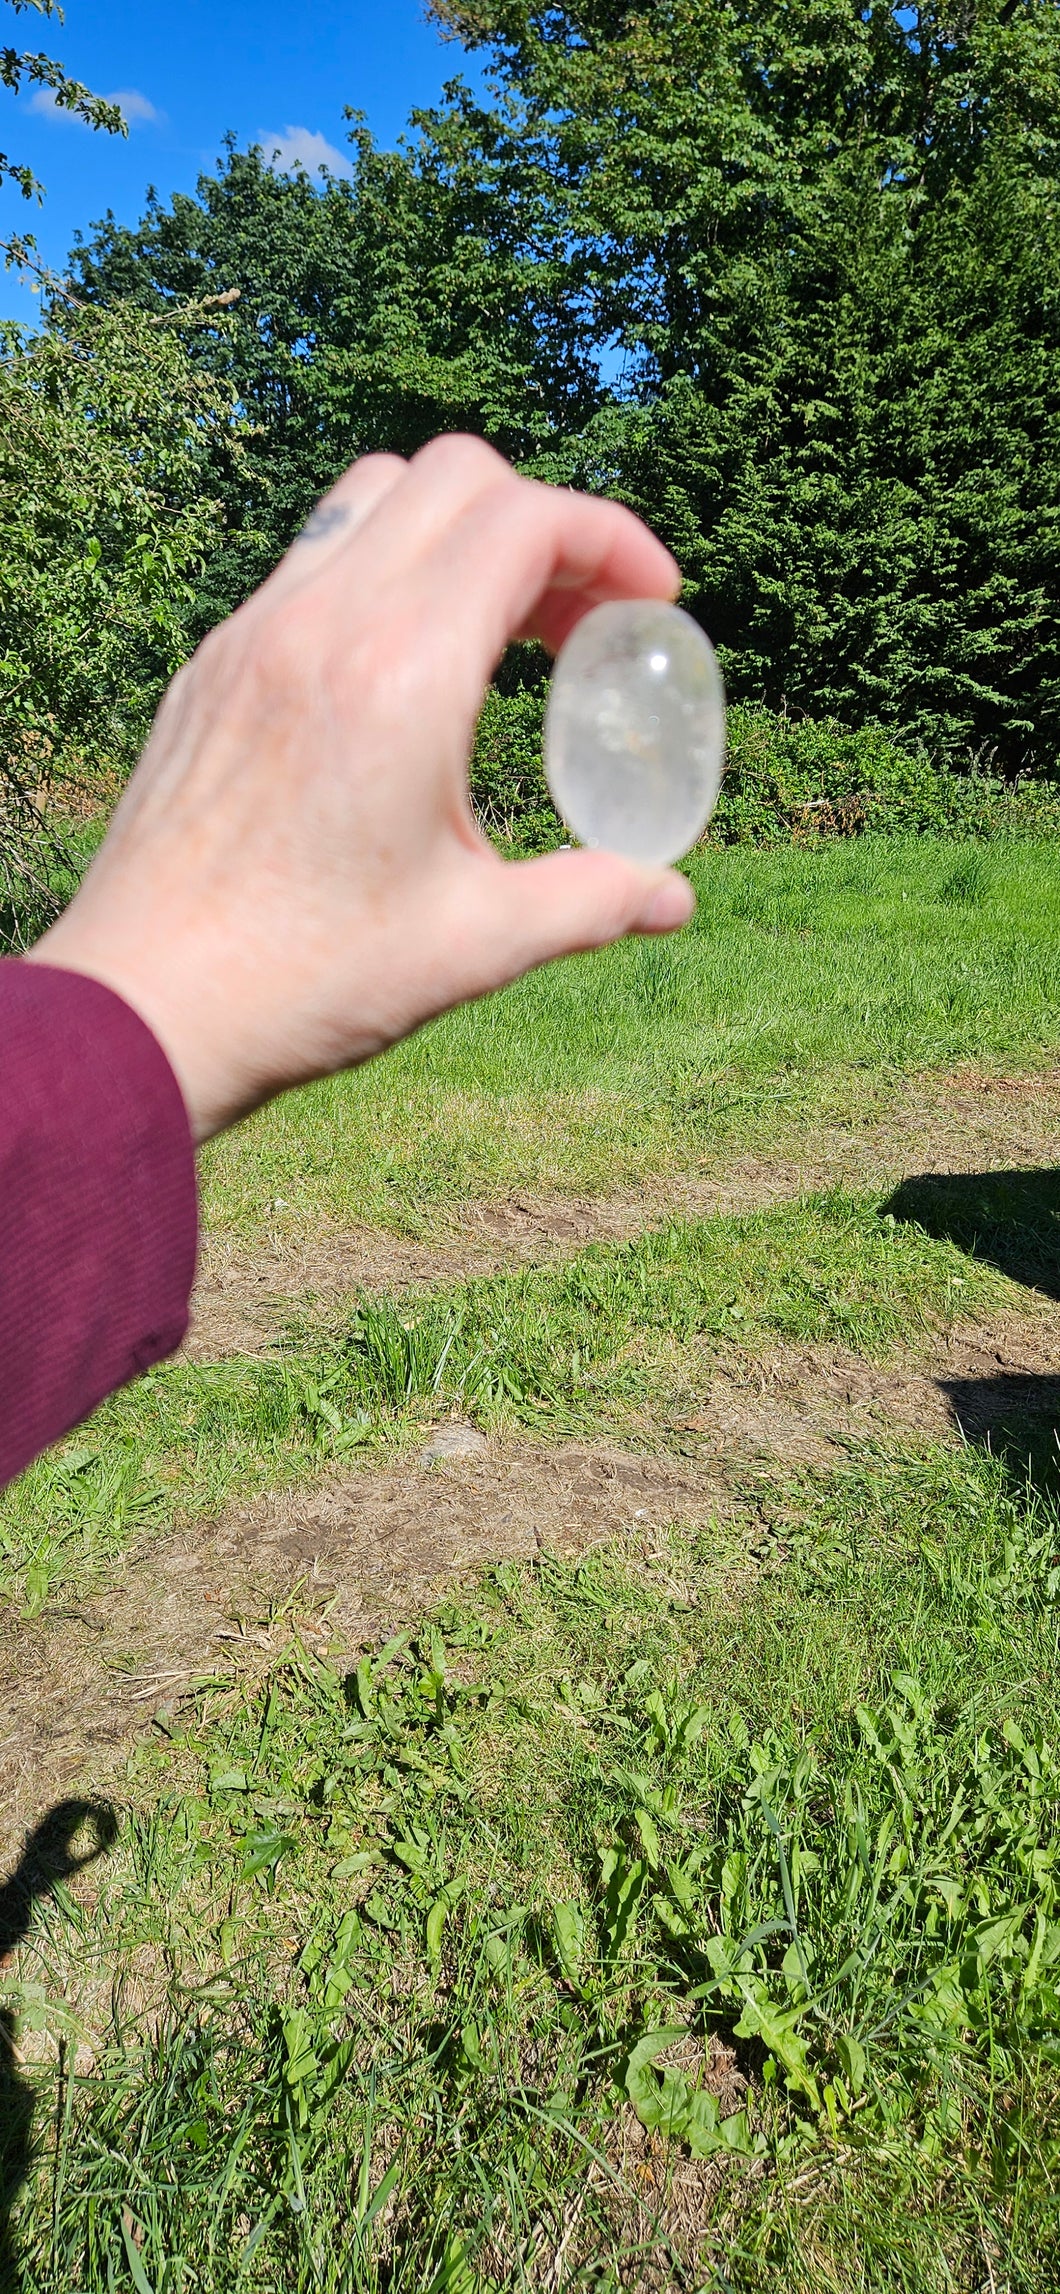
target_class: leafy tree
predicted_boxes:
[428,1,1060,769]
[65,2,1060,769]
[0,301,237,938]
[71,129,603,626]
[0,3,150,938]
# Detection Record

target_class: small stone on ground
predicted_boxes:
[419,1424,490,1463]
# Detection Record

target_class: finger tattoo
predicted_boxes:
[296,503,354,546]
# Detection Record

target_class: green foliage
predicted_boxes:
[56,3,1060,775]
[470,683,562,852]
[716,710,1060,844]
[610,1665,1060,2145]
[8,1444,1060,2286]
[70,132,601,628]
[434,0,1060,769]
[0,301,237,936]
[472,684,1060,854]
[0,0,124,212]
[0,303,232,767]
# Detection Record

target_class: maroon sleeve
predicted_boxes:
[0,959,198,1489]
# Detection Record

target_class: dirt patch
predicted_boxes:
[5,1294,1059,1865]
[0,1441,728,1866]
[184,1193,661,1360]
[942,1065,1060,1101]
[183,1228,492,1360]
[652,1302,1060,1498]
[594,2035,751,2279]
[185,1068,1060,1360]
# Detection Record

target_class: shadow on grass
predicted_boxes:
[884,1167,1060,1501]
[937,1371,1060,1504]
[883,1167,1060,1298]
[0,1802,117,2293]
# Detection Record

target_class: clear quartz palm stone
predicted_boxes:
[545,600,726,866]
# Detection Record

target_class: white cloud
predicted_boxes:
[27,83,160,126]
[27,88,70,119]
[108,88,160,126]
[259,125,352,179]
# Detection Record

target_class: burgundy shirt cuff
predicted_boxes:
[0,959,198,1488]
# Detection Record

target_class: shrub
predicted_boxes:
[0,300,243,941]
[469,685,561,855]
[716,707,1060,844]
[470,687,1060,856]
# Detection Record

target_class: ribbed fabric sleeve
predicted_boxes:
[0,959,198,1489]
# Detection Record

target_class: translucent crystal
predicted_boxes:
[545,600,726,866]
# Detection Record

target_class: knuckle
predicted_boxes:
[328,450,406,502]
[413,431,513,489]
[350,450,406,483]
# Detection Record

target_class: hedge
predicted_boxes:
[470,688,1060,855]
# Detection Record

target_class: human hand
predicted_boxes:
[28,436,695,1143]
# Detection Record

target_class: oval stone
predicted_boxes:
[545,600,726,866]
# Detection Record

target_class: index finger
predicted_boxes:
[421,470,682,669]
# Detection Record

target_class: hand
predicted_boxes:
[28,435,695,1143]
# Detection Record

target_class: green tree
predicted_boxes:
[71,128,603,625]
[0,301,237,938]
[67,3,1060,770]
[429,1,1060,769]
[0,2,149,939]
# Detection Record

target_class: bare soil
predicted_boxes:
[0,1438,728,1866]
[3,1291,1058,1868]
[598,2036,751,2278]
[2,1062,1057,1866]
[184,1066,1060,1359]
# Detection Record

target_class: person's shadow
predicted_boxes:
[0,1801,117,2292]
[882,1168,1060,1499]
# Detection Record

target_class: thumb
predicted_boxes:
[463,847,696,996]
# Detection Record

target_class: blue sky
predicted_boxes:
[0,0,478,323]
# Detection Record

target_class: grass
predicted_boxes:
[201,837,1060,1242]
[4,1440,1060,2289]
[0,1189,1009,1613]
[4,834,1060,2288]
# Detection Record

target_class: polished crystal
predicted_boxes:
[545,600,726,866]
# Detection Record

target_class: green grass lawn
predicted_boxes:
[4,836,1060,2290]
[0,1189,1009,1612]
[202,837,1060,1240]
[7,1441,1060,2290]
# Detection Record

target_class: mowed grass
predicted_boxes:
[0,1190,1008,1612]
[6,1442,1060,2290]
[202,837,1060,1240]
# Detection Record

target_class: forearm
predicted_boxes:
[0,961,197,1489]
